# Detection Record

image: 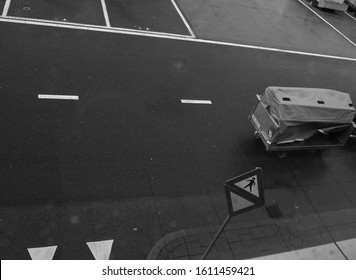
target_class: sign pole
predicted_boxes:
[201,214,231,260]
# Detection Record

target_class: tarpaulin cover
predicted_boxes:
[259,87,355,144]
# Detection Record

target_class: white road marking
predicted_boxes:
[2,0,11,17]
[0,16,192,38]
[298,0,356,48]
[181,99,212,104]
[100,0,111,27]
[87,240,113,260]
[345,11,356,22]
[1,16,356,62]
[38,94,79,100]
[170,0,195,38]
[27,246,57,260]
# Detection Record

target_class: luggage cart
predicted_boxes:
[249,87,356,158]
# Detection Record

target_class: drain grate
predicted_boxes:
[265,204,284,219]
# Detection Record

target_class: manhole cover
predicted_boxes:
[265,204,283,219]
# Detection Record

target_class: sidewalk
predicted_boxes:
[147,211,356,260]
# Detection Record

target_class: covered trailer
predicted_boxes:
[249,87,356,155]
[312,0,349,11]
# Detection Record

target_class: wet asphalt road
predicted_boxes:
[1,1,356,259]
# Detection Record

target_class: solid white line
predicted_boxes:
[298,0,356,48]
[100,0,111,27]
[38,94,79,100]
[181,99,212,104]
[345,11,356,22]
[0,16,192,38]
[1,16,356,62]
[170,0,195,38]
[2,0,11,17]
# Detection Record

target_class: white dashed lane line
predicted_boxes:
[38,94,79,100]
[181,99,212,105]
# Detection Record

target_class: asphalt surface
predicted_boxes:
[8,0,106,26]
[178,0,356,57]
[1,0,356,259]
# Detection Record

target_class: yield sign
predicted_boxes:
[225,167,265,216]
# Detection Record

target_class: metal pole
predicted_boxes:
[201,214,231,260]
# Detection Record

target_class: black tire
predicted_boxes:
[277,152,287,159]
[312,0,318,8]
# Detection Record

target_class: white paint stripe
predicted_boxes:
[181,99,212,104]
[28,246,57,260]
[1,16,356,62]
[0,16,192,39]
[38,94,79,100]
[170,0,195,38]
[345,11,356,22]
[87,240,113,260]
[100,0,111,27]
[298,0,356,48]
[2,0,11,17]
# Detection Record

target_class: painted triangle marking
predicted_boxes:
[28,245,57,260]
[233,175,260,198]
[230,192,255,212]
[87,239,113,260]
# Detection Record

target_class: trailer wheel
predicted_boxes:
[277,152,287,159]
[311,0,318,7]
[254,131,260,139]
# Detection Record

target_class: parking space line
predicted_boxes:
[2,0,11,17]
[100,0,111,27]
[345,11,356,22]
[298,0,356,48]
[0,16,192,38]
[38,94,79,100]
[170,0,195,38]
[181,99,212,104]
[1,16,356,62]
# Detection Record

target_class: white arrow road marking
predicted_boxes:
[27,246,57,260]
[87,239,113,260]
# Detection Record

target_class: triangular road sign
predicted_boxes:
[28,246,57,260]
[87,240,113,260]
[225,168,265,216]
[231,192,255,212]
[232,175,260,198]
